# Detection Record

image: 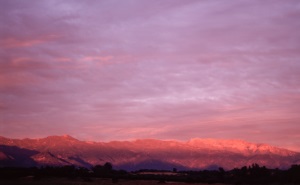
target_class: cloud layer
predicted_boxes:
[1,0,300,151]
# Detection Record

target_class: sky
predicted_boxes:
[1,0,300,151]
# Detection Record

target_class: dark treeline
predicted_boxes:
[0,163,300,184]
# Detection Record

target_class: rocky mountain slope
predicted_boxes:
[0,135,299,171]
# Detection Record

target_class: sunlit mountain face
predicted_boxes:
[1,135,299,171]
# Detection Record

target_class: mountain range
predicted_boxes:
[1,135,299,171]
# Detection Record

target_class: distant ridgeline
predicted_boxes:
[1,135,300,171]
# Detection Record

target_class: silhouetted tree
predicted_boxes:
[173,168,177,172]
[92,162,113,177]
[104,162,113,171]
[288,164,300,183]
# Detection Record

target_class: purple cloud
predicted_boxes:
[1,0,300,151]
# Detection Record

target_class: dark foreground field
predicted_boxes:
[0,178,226,185]
[1,164,299,185]
[1,178,300,185]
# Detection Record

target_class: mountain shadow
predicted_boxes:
[68,156,92,168]
[205,164,221,170]
[116,159,190,171]
[0,145,39,167]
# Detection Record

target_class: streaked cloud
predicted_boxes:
[1,0,300,151]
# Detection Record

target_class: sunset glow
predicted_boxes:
[1,0,300,152]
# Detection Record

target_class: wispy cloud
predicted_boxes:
[1,35,60,48]
[1,0,300,151]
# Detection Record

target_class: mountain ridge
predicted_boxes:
[1,135,299,171]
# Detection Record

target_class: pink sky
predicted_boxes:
[1,0,300,151]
